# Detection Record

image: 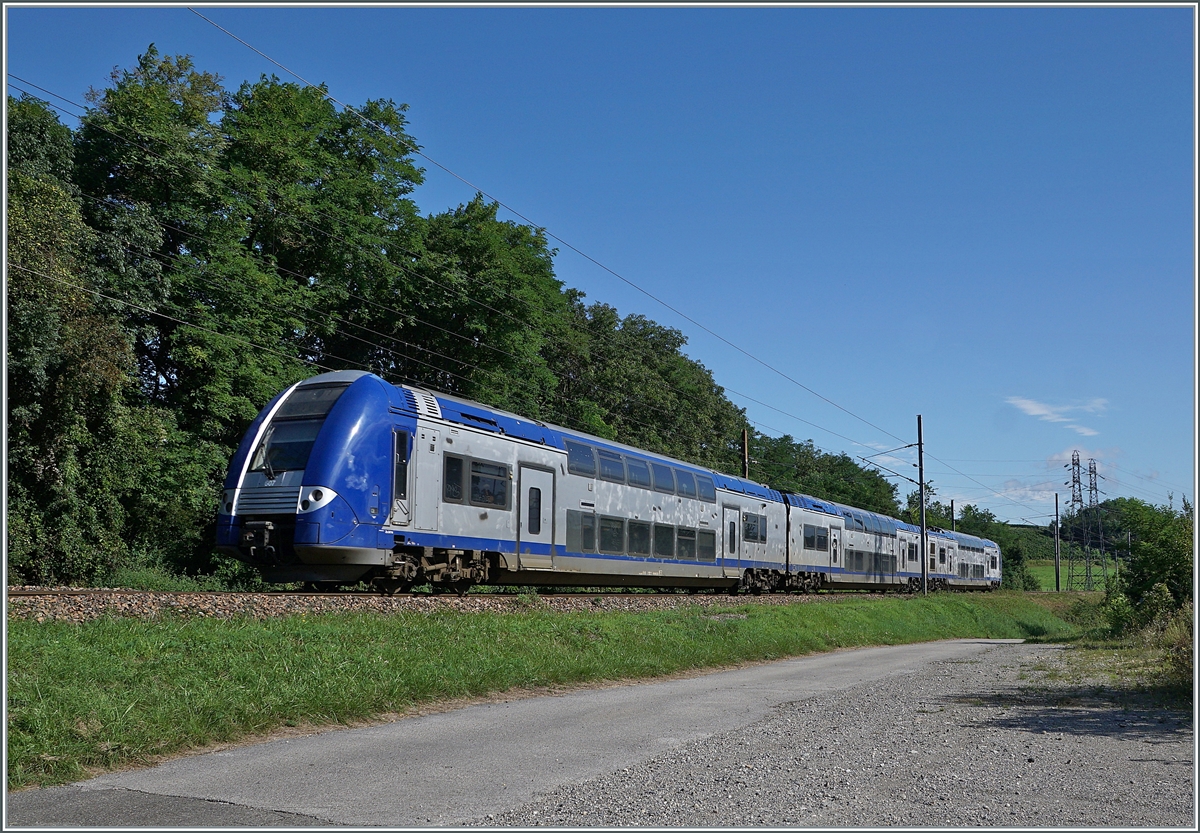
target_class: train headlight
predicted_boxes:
[298,487,335,514]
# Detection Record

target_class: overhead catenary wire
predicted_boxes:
[184,6,913,449]
[9,76,886,463]
[7,79,741,441]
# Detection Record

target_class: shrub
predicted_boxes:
[1137,582,1177,630]
[1102,587,1137,637]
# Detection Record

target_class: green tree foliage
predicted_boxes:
[1116,497,1193,608]
[7,96,143,582]
[397,197,565,417]
[545,298,747,472]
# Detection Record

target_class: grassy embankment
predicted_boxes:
[7,592,1076,790]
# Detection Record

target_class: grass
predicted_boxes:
[6,592,1078,790]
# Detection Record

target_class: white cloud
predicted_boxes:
[1006,396,1070,422]
[1006,396,1107,436]
[998,479,1061,505]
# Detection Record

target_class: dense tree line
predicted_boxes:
[7,47,901,586]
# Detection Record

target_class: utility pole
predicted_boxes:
[1054,493,1061,592]
[950,499,955,532]
[741,428,749,479]
[918,415,927,597]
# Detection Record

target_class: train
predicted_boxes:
[216,370,1001,594]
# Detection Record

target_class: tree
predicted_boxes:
[1118,498,1193,607]
[7,96,137,582]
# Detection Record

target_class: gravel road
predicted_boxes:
[469,642,1194,828]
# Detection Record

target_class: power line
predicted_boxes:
[184,6,911,449]
[9,75,887,462]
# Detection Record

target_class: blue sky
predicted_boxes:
[5,4,1195,524]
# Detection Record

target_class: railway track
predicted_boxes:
[6,588,739,599]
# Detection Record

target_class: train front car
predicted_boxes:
[216,370,405,586]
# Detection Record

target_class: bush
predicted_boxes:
[1137,598,1194,689]
[1102,587,1137,637]
[1157,601,1194,685]
[1137,582,1177,630]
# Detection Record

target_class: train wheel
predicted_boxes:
[377,578,410,597]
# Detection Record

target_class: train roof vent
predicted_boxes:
[413,389,442,419]
[395,388,418,412]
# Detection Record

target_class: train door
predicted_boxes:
[517,466,554,570]
[830,526,840,574]
[414,426,440,531]
[722,506,740,578]
[388,428,412,527]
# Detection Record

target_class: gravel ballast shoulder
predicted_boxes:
[470,643,1194,828]
[5,586,873,623]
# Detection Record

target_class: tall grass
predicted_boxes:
[7,593,1074,789]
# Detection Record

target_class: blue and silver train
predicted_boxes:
[216,370,1001,594]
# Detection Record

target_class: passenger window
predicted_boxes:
[759,514,768,543]
[567,510,596,553]
[527,487,541,535]
[444,455,464,502]
[599,517,625,554]
[627,520,652,556]
[697,530,716,562]
[939,547,946,564]
[675,471,697,498]
[695,475,717,503]
[653,524,675,558]
[469,460,510,509]
[582,513,595,551]
[815,526,828,552]
[742,513,759,543]
[651,463,675,494]
[393,431,410,501]
[626,458,652,489]
[677,528,697,560]
[803,524,817,549]
[565,441,597,477]
[598,450,626,483]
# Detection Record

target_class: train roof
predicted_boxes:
[377,377,780,497]
[929,527,999,548]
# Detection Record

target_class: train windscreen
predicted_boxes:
[249,383,351,476]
